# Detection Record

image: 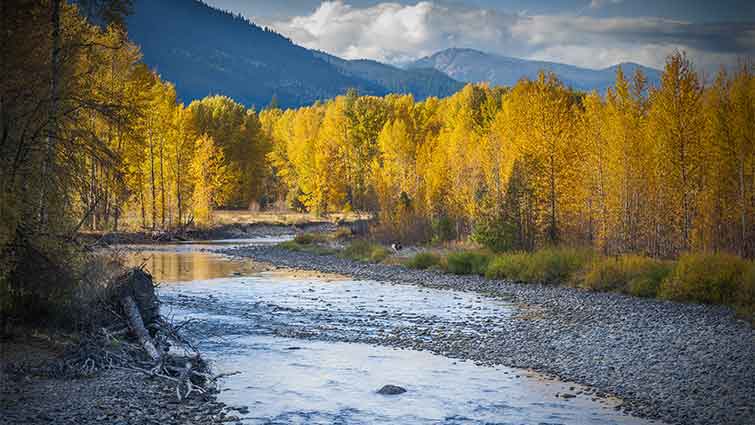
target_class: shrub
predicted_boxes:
[471,219,517,252]
[277,240,336,255]
[582,255,671,297]
[405,252,441,270]
[369,246,391,263]
[485,253,529,280]
[736,264,755,319]
[332,227,352,240]
[431,217,455,244]
[294,232,327,245]
[659,253,748,305]
[486,247,592,284]
[444,251,491,275]
[340,240,390,263]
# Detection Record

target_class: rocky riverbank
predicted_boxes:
[225,244,755,425]
[0,336,240,425]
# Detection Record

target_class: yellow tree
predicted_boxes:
[579,91,610,251]
[647,52,706,255]
[505,72,581,246]
[190,135,235,224]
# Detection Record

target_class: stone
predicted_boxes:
[377,385,407,395]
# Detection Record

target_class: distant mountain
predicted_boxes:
[125,0,461,108]
[408,48,662,92]
[312,51,464,100]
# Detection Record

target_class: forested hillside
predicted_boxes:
[409,48,662,92]
[125,0,462,107]
[125,0,384,108]
[313,52,464,101]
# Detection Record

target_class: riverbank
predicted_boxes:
[225,244,755,425]
[78,221,337,245]
[0,335,237,425]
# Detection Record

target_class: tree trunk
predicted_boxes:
[149,127,156,230]
[39,0,61,226]
[121,296,161,361]
[160,136,166,229]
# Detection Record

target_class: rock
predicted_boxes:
[562,393,577,399]
[377,385,407,395]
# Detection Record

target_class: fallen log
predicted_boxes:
[121,295,161,362]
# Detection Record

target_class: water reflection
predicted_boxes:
[125,251,266,282]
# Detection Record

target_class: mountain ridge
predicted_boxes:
[407,48,662,91]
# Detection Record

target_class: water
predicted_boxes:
[124,243,660,425]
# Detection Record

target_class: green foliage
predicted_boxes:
[471,219,518,252]
[277,240,336,256]
[340,240,391,263]
[485,248,592,284]
[444,251,492,275]
[294,232,328,245]
[659,254,750,306]
[332,227,353,240]
[432,217,456,244]
[405,252,441,270]
[582,255,671,297]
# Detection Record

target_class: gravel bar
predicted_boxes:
[225,245,755,425]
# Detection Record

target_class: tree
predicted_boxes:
[647,52,706,256]
[190,135,235,224]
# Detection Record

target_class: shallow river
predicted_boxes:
[125,241,660,425]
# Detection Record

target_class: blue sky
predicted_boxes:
[205,0,755,71]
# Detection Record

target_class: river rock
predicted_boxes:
[377,385,407,395]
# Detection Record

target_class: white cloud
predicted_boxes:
[272,1,517,64]
[268,1,751,71]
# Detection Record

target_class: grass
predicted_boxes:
[444,251,492,275]
[405,252,441,270]
[277,240,337,256]
[658,253,751,306]
[582,255,672,298]
[485,247,593,284]
[339,240,391,263]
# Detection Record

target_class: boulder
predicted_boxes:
[377,385,407,395]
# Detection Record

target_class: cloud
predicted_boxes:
[268,1,754,71]
[589,0,623,9]
[272,1,517,64]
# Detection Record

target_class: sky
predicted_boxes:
[205,0,755,71]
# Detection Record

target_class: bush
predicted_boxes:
[340,240,390,263]
[659,253,749,306]
[277,240,336,255]
[332,227,352,240]
[485,253,529,280]
[444,251,491,275]
[736,264,755,319]
[431,217,455,244]
[471,219,517,252]
[485,247,592,284]
[582,255,671,297]
[405,252,441,270]
[294,232,327,245]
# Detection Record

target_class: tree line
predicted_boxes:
[1,1,268,318]
[260,56,754,259]
[2,1,753,297]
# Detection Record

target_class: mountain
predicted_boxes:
[408,48,662,92]
[125,0,461,108]
[312,51,464,100]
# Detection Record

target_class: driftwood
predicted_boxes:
[106,268,230,400]
[121,295,161,361]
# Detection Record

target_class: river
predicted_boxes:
[124,239,661,425]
